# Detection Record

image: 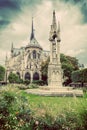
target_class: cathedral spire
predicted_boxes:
[30,18,34,40]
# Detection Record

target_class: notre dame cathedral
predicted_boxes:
[5,18,49,82]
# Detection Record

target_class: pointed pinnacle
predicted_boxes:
[30,17,34,40]
[11,42,13,52]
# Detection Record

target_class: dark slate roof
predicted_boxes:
[26,38,42,50]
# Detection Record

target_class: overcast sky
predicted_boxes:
[0,0,87,67]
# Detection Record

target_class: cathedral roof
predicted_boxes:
[26,18,43,50]
[13,47,25,56]
[26,38,42,50]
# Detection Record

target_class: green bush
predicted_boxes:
[0,65,5,81]
[18,85,29,90]
[0,91,17,129]
[0,89,32,130]
[24,79,30,85]
[8,72,19,83]
[80,108,87,130]
[29,83,39,89]
[32,80,45,86]
[16,79,24,84]
[32,110,82,130]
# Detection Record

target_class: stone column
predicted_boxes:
[57,41,60,64]
[31,71,33,83]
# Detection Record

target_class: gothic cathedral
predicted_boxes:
[5,19,49,82]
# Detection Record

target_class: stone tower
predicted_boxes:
[48,10,62,88]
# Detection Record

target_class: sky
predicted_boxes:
[0,0,87,67]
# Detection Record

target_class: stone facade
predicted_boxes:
[48,10,62,87]
[5,19,49,82]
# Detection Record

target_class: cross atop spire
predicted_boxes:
[30,17,34,40]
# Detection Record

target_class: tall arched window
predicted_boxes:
[25,72,31,80]
[33,72,39,80]
[33,50,36,59]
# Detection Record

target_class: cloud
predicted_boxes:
[0,0,87,67]
[60,0,87,23]
[0,20,10,29]
[65,49,85,57]
[0,0,21,30]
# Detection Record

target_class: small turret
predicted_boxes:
[5,53,8,62]
[11,42,13,53]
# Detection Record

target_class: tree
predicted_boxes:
[0,65,5,81]
[62,62,74,85]
[41,57,50,84]
[8,72,19,83]
[66,55,79,70]
[71,68,87,87]
[60,54,79,85]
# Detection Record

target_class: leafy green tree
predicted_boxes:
[62,63,74,85]
[0,65,5,81]
[8,72,19,83]
[41,57,50,84]
[60,54,79,85]
[66,55,79,70]
[72,68,87,86]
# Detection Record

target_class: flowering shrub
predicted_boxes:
[0,87,32,130]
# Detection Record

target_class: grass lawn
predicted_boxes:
[21,90,87,118]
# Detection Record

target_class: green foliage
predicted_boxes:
[0,65,5,81]
[66,55,79,70]
[32,80,45,86]
[18,84,29,90]
[8,72,19,83]
[72,68,87,86]
[0,87,31,130]
[29,83,39,89]
[17,78,24,84]
[35,111,81,130]
[41,57,50,83]
[80,108,87,129]
[24,79,30,85]
[60,54,79,85]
